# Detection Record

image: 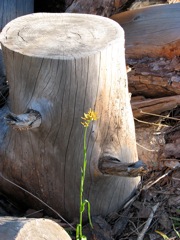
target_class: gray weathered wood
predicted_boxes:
[0,13,139,222]
[0,217,71,240]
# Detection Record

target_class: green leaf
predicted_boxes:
[173,224,180,238]
[82,235,87,240]
[170,216,180,222]
[155,230,169,240]
[84,199,93,228]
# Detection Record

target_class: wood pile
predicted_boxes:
[111,3,180,166]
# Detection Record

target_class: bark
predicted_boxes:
[66,0,115,17]
[0,217,71,240]
[127,56,180,98]
[0,13,140,222]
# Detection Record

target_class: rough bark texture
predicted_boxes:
[66,0,115,17]
[127,57,180,98]
[0,217,71,240]
[0,13,139,222]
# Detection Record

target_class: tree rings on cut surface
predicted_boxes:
[0,13,123,59]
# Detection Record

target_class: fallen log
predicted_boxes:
[0,217,71,240]
[66,0,127,17]
[111,3,180,59]
[127,56,180,98]
[131,95,180,119]
[110,4,180,167]
[111,4,180,97]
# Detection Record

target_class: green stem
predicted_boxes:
[78,127,88,239]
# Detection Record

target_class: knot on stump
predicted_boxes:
[98,156,148,177]
[5,109,41,130]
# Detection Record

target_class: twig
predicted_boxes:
[140,110,180,121]
[122,164,180,210]
[142,164,180,191]
[0,172,75,230]
[136,142,158,152]
[134,117,168,127]
[137,202,160,240]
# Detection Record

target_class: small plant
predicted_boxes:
[76,108,98,240]
[155,218,180,240]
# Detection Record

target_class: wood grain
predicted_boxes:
[0,13,139,222]
[111,3,180,58]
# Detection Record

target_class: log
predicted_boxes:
[0,13,140,223]
[111,5,180,97]
[66,0,115,16]
[111,3,180,58]
[127,56,180,98]
[132,95,180,119]
[0,217,71,240]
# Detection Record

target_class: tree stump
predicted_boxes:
[0,217,71,240]
[0,13,143,223]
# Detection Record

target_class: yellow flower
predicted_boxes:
[81,108,98,127]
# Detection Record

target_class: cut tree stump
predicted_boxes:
[0,217,71,240]
[0,13,145,223]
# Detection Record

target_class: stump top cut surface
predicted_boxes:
[0,13,123,59]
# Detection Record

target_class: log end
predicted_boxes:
[0,217,72,240]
